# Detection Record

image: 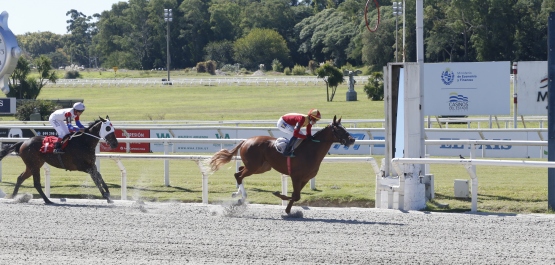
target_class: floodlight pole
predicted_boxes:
[164,9,172,82]
[393,2,403,62]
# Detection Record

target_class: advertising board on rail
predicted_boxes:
[149,127,373,155]
[100,129,150,153]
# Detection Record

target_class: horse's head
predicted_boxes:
[89,116,119,149]
[329,115,355,146]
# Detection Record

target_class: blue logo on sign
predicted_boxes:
[441,68,455,85]
[449,93,468,102]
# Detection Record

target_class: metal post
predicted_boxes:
[393,2,402,62]
[548,12,555,210]
[402,0,406,62]
[164,9,172,82]
[513,62,518,128]
[166,20,170,81]
[395,10,398,62]
[164,141,170,186]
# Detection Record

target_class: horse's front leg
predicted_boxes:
[272,191,292,201]
[284,180,308,214]
[88,167,113,203]
[31,169,53,204]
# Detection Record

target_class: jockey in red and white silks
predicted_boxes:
[276,109,321,157]
[49,102,86,139]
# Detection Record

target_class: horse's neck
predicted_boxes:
[81,123,101,145]
[309,129,335,159]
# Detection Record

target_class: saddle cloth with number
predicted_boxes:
[40,136,62,154]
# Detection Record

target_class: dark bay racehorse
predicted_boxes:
[0,116,119,204]
[210,115,355,214]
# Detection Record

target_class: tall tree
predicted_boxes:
[65,9,95,67]
[208,0,242,42]
[179,0,212,67]
[233,28,290,70]
[295,8,357,66]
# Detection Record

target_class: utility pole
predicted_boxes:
[393,2,403,62]
[164,9,172,83]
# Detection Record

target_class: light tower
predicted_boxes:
[392,2,403,62]
[164,9,172,83]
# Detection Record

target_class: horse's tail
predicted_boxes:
[209,141,244,172]
[0,142,23,161]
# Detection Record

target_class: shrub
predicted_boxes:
[64,70,81,79]
[14,100,57,121]
[308,60,318,75]
[272,59,283,72]
[196,62,207,73]
[238,68,251,75]
[220,64,237,72]
[340,62,354,74]
[205,60,217,75]
[283,67,291,75]
[363,72,384,101]
[291,64,306,75]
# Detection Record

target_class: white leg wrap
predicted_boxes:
[238,184,247,199]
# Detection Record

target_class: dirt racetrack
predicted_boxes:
[0,196,554,264]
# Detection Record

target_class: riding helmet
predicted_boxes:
[73,102,85,111]
[308,109,321,121]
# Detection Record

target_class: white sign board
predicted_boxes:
[423,62,510,116]
[515,61,548,115]
[149,128,373,155]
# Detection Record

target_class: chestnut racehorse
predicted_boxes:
[0,116,119,204]
[209,115,355,214]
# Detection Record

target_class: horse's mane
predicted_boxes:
[87,119,102,128]
[85,119,104,132]
[313,124,331,137]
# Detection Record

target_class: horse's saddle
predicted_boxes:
[274,137,288,154]
[40,136,65,154]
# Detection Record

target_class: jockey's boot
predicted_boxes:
[283,137,297,157]
[53,142,64,154]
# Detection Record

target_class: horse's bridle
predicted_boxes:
[330,124,351,145]
[73,120,114,141]
[328,124,349,145]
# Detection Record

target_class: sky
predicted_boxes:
[2,0,125,35]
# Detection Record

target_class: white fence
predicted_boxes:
[0,137,381,205]
[2,135,555,210]
[45,76,370,88]
[383,139,555,212]
[391,157,555,212]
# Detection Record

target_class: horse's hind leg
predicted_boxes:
[11,169,32,199]
[88,168,113,203]
[232,166,249,202]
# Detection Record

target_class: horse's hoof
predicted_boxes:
[107,199,114,204]
[231,192,238,198]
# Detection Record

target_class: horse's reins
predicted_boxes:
[312,124,349,144]
[70,121,104,140]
